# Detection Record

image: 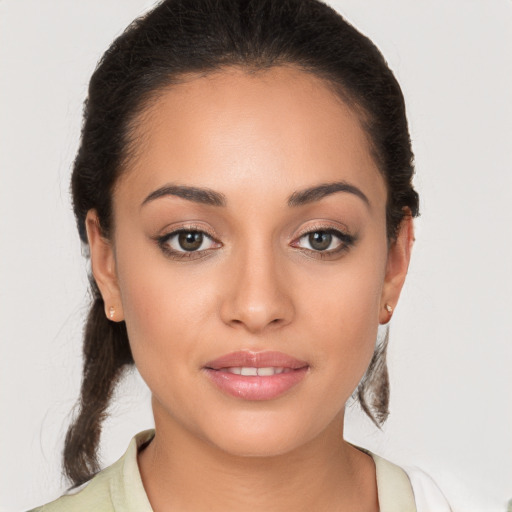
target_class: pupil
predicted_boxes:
[309,231,331,251]
[179,232,203,251]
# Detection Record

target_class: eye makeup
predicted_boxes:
[153,223,222,261]
[151,219,357,262]
[290,222,357,260]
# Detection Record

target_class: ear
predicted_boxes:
[85,210,124,322]
[379,212,414,324]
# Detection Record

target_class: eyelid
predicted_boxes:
[154,221,217,239]
[152,221,355,261]
[293,221,353,240]
[290,221,357,257]
[153,223,222,260]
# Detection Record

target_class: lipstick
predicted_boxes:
[203,351,309,400]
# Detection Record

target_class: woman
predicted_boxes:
[28,0,452,510]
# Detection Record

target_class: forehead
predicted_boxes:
[117,66,386,208]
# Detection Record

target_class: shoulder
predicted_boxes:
[401,465,452,512]
[27,461,120,512]
[355,444,452,512]
[27,430,155,512]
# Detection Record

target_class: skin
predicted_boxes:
[87,66,413,512]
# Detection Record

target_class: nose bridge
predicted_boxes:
[220,233,293,333]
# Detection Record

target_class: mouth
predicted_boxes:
[203,351,309,401]
[216,366,295,376]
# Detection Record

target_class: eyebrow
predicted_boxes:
[141,180,369,209]
[287,181,370,208]
[141,184,227,207]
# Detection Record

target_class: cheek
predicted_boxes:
[117,266,209,423]
[112,234,200,366]
[119,270,205,353]
[300,246,387,388]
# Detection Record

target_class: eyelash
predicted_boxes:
[155,225,356,261]
[156,225,221,261]
[291,225,356,260]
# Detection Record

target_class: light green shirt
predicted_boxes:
[30,430,417,512]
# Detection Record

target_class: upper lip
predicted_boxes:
[204,351,309,370]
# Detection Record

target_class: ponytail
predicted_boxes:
[63,285,134,487]
[356,327,390,427]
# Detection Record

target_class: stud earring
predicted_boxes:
[385,304,393,313]
[108,306,115,320]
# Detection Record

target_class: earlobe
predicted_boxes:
[85,210,124,322]
[379,214,414,324]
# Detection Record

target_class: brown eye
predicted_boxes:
[159,229,220,256]
[308,231,332,251]
[293,228,355,256]
[178,231,204,251]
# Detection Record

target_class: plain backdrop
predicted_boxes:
[1,1,511,511]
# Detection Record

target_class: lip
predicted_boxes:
[203,351,309,401]
[205,350,308,370]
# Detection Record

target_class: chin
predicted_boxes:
[197,409,325,459]
[209,430,305,459]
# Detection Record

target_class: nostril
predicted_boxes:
[220,285,295,332]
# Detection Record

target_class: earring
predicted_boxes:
[108,306,115,320]
[385,304,393,313]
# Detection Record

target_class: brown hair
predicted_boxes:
[65,0,419,486]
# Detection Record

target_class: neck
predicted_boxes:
[138,408,378,512]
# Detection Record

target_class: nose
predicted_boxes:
[219,244,295,334]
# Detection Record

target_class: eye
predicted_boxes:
[157,228,221,259]
[292,228,355,257]
[303,231,337,251]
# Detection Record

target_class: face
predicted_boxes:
[88,66,411,457]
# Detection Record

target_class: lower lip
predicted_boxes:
[204,368,309,401]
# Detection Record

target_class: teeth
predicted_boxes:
[257,367,275,376]
[223,367,287,376]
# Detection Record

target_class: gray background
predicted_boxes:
[1,1,511,510]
